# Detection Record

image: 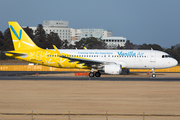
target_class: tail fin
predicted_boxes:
[8,21,41,51]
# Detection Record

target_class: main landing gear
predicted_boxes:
[89,71,101,77]
[152,68,156,78]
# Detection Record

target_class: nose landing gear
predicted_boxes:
[152,68,156,78]
[152,74,156,78]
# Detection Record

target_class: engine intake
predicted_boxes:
[103,64,122,75]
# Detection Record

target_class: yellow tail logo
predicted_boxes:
[9,22,41,51]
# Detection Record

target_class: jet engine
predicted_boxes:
[103,64,122,75]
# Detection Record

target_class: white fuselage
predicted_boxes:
[55,49,178,69]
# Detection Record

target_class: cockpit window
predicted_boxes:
[162,55,171,58]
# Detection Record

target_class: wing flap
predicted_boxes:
[61,56,103,66]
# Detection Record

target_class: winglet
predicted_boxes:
[84,47,87,50]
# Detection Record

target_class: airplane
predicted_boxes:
[5,21,178,78]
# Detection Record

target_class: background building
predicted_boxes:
[30,20,71,42]
[80,28,113,39]
[103,30,113,37]
[43,20,71,42]
[70,28,81,44]
[101,37,126,48]
[70,28,113,45]
[80,28,104,39]
[29,20,126,47]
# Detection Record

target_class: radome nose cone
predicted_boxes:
[174,59,178,66]
[172,59,178,66]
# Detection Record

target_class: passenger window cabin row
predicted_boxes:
[47,55,148,58]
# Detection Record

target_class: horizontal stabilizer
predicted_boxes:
[4,51,27,57]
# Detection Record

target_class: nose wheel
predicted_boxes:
[152,74,156,78]
[152,68,156,78]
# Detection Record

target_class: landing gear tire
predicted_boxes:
[151,68,156,78]
[152,74,156,78]
[95,71,101,77]
[89,72,94,77]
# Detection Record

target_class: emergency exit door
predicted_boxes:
[150,52,156,62]
[37,51,42,61]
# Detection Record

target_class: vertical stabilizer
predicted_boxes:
[8,21,41,51]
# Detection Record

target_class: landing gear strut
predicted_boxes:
[152,68,156,78]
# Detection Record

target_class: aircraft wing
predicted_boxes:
[53,45,105,66]
[60,56,104,66]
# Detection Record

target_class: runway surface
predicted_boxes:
[0,71,66,75]
[0,71,180,81]
[0,76,180,81]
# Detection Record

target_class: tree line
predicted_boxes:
[0,24,179,63]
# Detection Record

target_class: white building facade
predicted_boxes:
[70,28,113,45]
[70,28,81,44]
[101,37,126,48]
[80,28,104,39]
[43,20,71,42]
[80,28,113,39]
[29,20,71,42]
[28,20,126,48]
[103,30,113,37]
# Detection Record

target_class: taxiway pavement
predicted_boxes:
[0,71,180,81]
[0,76,180,81]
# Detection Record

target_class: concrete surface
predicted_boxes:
[0,80,180,120]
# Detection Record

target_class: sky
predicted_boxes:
[0,0,180,48]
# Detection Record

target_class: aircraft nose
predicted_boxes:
[173,59,178,66]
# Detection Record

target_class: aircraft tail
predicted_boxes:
[8,21,41,51]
